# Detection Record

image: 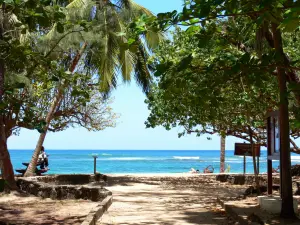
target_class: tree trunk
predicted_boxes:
[24,42,88,177]
[249,126,260,195]
[271,23,295,218]
[220,136,225,173]
[0,3,17,189]
[0,117,17,189]
[0,65,17,189]
[23,87,64,177]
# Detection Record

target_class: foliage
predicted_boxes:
[0,0,128,138]
[145,27,280,145]
[139,3,300,213]
[0,0,74,188]
[40,0,164,94]
[4,72,118,137]
[0,0,70,131]
[135,1,300,155]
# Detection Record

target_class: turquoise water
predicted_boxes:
[9,150,300,174]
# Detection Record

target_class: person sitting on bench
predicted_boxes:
[38,146,49,170]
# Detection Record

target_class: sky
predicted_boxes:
[7,0,262,150]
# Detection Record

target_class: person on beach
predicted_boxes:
[272,165,280,173]
[189,168,199,173]
[38,146,49,170]
[203,165,214,173]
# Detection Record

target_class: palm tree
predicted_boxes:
[24,0,163,176]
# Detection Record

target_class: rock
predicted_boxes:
[37,191,43,198]
[50,188,57,199]
[55,174,91,185]
[216,175,229,182]
[247,213,264,225]
[228,175,246,185]
[15,175,123,202]
[291,165,300,177]
[292,181,300,195]
[28,183,40,195]
[244,186,267,196]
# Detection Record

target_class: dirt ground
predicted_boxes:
[98,174,248,225]
[0,174,250,225]
[0,192,98,224]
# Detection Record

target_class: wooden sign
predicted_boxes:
[234,143,261,157]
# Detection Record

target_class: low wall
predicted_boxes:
[216,174,300,195]
[17,174,111,202]
[33,174,107,185]
[216,174,280,186]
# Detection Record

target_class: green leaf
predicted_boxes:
[128,38,136,45]
[0,102,5,109]
[51,76,59,81]
[116,32,126,36]
[186,25,200,34]
[56,22,64,33]
[21,27,27,34]
[280,18,300,32]
[71,89,81,96]
[15,82,26,89]
[189,18,200,24]
[288,82,300,91]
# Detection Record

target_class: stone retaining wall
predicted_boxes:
[81,196,113,225]
[215,174,300,195]
[34,174,107,185]
[216,174,280,186]
[17,174,111,202]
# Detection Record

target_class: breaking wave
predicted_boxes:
[173,156,200,160]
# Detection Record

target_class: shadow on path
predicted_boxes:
[98,175,244,225]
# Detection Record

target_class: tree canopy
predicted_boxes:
[146,26,278,142]
[130,0,300,217]
[145,24,300,153]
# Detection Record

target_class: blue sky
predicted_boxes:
[7,0,264,150]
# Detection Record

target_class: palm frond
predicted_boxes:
[144,30,165,51]
[117,0,153,16]
[134,44,152,93]
[66,0,86,8]
[119,47,134,82]
[37,0,163,94]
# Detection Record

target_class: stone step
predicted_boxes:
[217,196,300,225]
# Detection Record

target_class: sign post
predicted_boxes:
[257,156,260,174]
[234,143,261,175]
[92,154,98,174]
[243,155,246,174]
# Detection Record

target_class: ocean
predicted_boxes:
[8,150,300,175]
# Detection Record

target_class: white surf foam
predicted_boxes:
[291,156,300,162]
[98,157,149,161]
[101,153,112,156]
[173,156,200,160]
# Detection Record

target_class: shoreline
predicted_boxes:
[26,172,270,176]
[106,172,268,176]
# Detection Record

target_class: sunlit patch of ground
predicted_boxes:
[98,174,246,225]
[0,192,97,224]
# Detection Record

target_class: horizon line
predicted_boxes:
[9,149,267,151]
